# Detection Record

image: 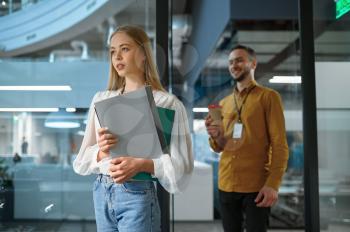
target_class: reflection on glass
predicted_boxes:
[0,110,96,222]
[0,0,156,229]
[314,0,350,230]
[185,17,303,230]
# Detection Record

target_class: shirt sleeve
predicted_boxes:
[264,90,289,191]
[73,92,101,175]
[152,98,194,194]
[209,137,223,153]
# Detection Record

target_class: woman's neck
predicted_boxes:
[124,76,145,93]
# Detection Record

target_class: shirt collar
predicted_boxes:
[234,80,257,94]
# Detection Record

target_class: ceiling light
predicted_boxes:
[0,86,72,91]
[45,121,80,128]
[1,1,6,7]
[193,108,209,113]
[66,108,76,112]
[0,108,59,112]
[45,109,80,129]
[269,76,301,84]
[77,130,85,136]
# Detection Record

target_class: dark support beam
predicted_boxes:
[298,0,320,231]
[156,1,170,232]
[257,0,335,75]
[258,38,299,75]
[258,20,329,77]
[156,0,169,89]
[230,0,298,20]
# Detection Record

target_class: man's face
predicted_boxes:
[228,49,256,82]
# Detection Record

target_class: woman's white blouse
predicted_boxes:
[73,90,194,193]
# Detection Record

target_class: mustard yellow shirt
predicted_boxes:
[209,80,289,192]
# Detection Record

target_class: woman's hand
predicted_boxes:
[97,127,118,162]
[109,157,154,183]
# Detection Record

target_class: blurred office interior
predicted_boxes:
[0,0,349,231]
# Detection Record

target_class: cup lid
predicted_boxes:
[208,104,221,109]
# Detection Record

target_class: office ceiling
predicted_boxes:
[1,0,349,89]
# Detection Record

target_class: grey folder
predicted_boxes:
[94,86,167,159]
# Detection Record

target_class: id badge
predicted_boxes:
[232,123,243,139]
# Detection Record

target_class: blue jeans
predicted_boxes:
[93,174,161,232]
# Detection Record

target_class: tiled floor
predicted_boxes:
[0,220,349,232]
[0,220,96,232]
[173,221,303,232]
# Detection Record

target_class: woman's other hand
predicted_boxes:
[97,127,118,161]
[109,157,154,183]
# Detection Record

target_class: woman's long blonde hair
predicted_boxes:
[107,25,165,92]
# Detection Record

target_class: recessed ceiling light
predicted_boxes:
[193,108,209,113]
[0,108,59,112]
[269,76,301,84]
[0,86,72,91]
[45,109,81,129]
[66,108,76,112]
[45,121,80,129]
[77,130,85,136]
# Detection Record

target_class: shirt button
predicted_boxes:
[234,140,237,143]
[233,155,236,159]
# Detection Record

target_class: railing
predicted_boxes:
[0,0,46,17]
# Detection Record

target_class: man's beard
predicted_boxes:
[234,69,250,82]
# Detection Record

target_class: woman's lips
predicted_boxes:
[116,64,125,70]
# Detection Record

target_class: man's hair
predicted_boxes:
[231,44,256,60]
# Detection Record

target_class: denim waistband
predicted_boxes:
[96,174,154,184]
[96,174,114,184]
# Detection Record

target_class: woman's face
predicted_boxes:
[110,32,145,78]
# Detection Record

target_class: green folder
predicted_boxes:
[132,106,175,181]
[156,106,175,153]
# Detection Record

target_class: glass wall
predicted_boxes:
[0,0,156,230]
[171,1,304,231]
[7,0,350,231]
[314,0,350,231]
[192,24,304,229]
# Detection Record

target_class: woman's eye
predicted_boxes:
[122,47,129,52]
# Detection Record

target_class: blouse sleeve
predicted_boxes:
[73,92,101,175]
[152,98,194,193]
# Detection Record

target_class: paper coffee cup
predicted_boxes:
[208,104,222,123]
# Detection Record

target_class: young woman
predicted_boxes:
[73,25,193,232]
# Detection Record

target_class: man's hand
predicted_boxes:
[205,115,223,139]
[255,186,278,207]
[109,157,143,183]
[205,115,227,151]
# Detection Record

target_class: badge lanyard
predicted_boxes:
[233,86,256,122]
[232,86,255,139]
